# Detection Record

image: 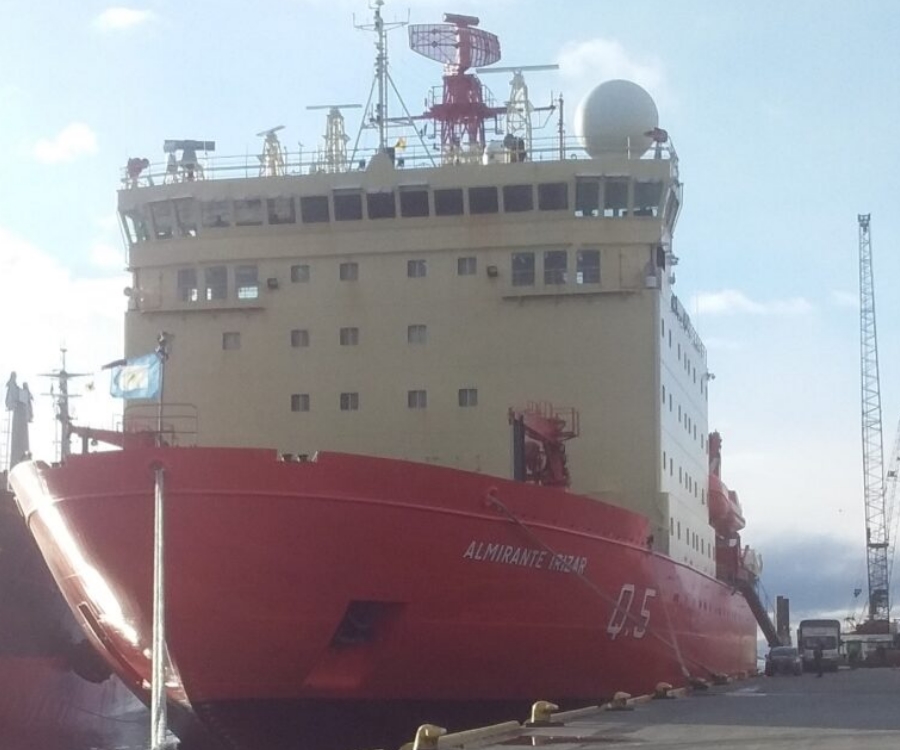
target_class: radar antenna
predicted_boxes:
[409,13,506,161]
[475,64,559,157]
[256,126,286,177]
[307,105,360,173]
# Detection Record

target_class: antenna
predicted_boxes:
[255,126,286,177]
[161,139,215,182]
[354,0,408,152]
[475,64,558,156]
[409,13,506,160]
[38,348,90,462]
[351,2,434,167]
[306,105,361,173]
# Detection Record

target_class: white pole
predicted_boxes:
[150,465,168,749]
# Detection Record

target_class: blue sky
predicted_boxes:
[2,1,900,625]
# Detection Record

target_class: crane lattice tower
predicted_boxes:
[858,213,890,621]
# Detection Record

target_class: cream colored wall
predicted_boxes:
[122,158,681,532]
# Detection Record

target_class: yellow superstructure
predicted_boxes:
[118,143,714,574]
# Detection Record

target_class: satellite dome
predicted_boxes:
[575,80,659,159]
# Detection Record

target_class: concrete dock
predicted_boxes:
[416,669,900,750]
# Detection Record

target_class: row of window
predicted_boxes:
[123,176,672,242]
[174,248,604,304]
[669,517,714,560]
[661,385,705,448]
[661,316,705,395]
[662,450,706,504]
[289,388,479,412]
[290,324,428,348]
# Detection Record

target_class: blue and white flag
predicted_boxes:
[109,353,162,400]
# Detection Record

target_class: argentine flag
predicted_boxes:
[109,353,162,400]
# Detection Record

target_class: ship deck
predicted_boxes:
[410,668,900,750]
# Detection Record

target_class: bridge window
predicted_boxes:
[469,186,498,214]
[267,197,296,225]
[434,188,464,216]
[121,208,150,243]
[577,249,600,284]
[177,268,198,302]
[236,265,259,299]
[334,190,363,221]
[201,200,230,228]
[205,266,227,300]
[173,199,198,237]
[512,252,535,286]
[634,181,664,217]
[300,195,330,223]
[603,179,629,217]
[503,184,533,212]
[150,201,174,239]
[234,199,263,226]
[575,178,600,216]
[538,182,568,211]
[399,188,430,217]
[367,190,396,219]
[544,250,567,285]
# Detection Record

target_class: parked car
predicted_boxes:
[765,646,803,676]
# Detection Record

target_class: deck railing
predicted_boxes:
[121,135,678,189]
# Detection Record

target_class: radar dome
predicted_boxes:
[575,80,659,159]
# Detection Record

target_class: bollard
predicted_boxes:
[525,700,562,727]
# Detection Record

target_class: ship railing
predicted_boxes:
[122,403,199,448]
[120,135,678,188]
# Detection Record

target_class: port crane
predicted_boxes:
[856,214,891,625]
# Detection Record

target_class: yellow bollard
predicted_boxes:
[411,724,447,750]
[525,700,562,727]
[653,682,674,699]
[609,691,632,711]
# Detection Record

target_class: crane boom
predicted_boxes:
[857,213,890,621]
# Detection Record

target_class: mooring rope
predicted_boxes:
[485,490,723,680]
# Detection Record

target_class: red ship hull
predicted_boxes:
[0,487,146,750]
[11,447,757,748]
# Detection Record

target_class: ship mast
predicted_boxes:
[39,348,90,463]
[350,1,433,167]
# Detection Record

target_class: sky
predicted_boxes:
[1,0,899,629]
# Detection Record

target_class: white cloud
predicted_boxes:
[93,7,156,31]
[0,226,128,460]
[704,337,743,351]
[830,290,858,309]
[33,122,98,164]
[90,241,125,271]
[557,38,666,101]
[692,289,814,316]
